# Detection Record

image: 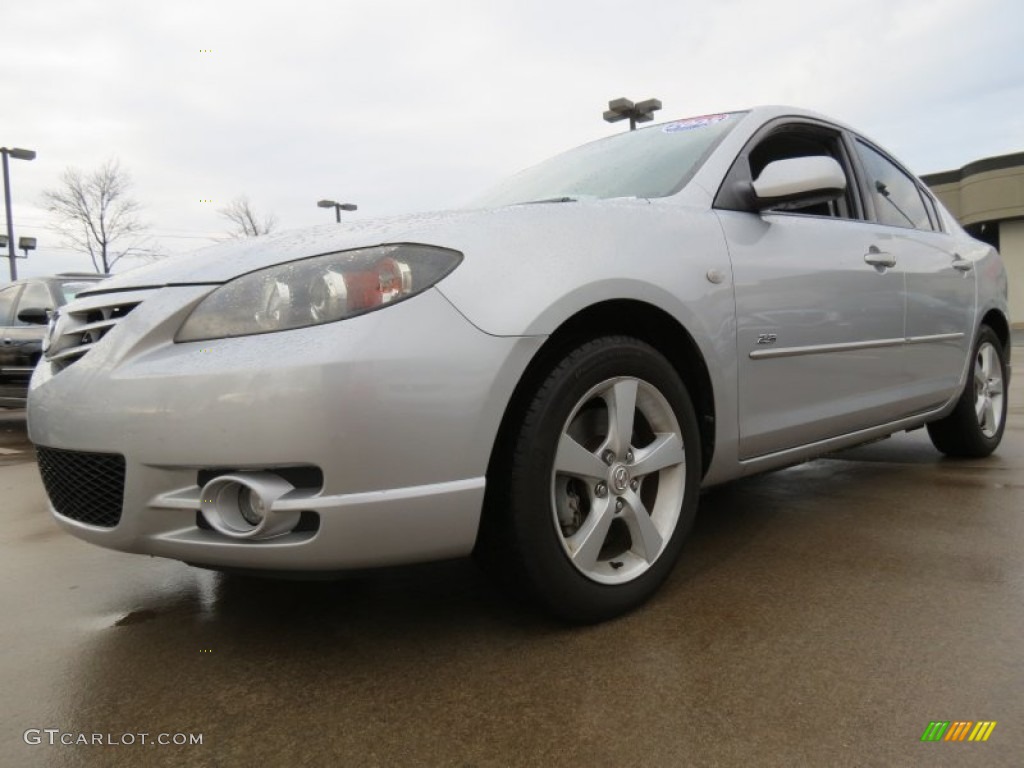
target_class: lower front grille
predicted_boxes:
[36,446,126,528]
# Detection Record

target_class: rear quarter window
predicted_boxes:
[58,282,96,303]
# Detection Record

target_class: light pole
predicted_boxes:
[603,98,662,131]
[1,147,36,282]
[317,199,357,223]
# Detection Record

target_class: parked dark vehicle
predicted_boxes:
[0,274,104,407]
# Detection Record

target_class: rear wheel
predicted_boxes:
[927,326,1008,458]
[478,336,701,623]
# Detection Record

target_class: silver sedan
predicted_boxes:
[27,106,1010,622]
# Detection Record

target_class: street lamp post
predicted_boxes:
[602,98,662,131]
[1,147,36,282]
[317,199,357,223]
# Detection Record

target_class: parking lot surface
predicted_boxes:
[2,353,1023,767]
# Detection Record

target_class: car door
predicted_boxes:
[714,120,908,459]
[850,138,975,412]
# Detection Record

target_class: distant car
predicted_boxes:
[0,273,104,407]
[27,107,1010,622]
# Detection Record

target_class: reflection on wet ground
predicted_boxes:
[2,371,1024,765]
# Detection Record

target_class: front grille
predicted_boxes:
[36,446,126,528]
[46,289,150,370]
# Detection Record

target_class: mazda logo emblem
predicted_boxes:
[611,465,629,493]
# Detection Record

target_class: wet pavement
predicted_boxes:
[0,408,30,467]
[2,360,1023,767]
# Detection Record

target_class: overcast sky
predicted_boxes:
[3,0,1023,278]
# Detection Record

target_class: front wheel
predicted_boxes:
[927,326,1008,458]
[478,336,702,623]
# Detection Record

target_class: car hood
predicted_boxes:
[84,206,603,292]
[82,198,729,339]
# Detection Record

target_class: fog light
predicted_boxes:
[200,472,300,540]
[238,487,267,526]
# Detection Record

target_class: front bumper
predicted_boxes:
[28,284,543,570]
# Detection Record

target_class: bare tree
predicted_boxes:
[219,196,277,238]
[41,159,150,273]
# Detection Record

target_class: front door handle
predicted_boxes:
[1,338,14,346]
[864,246,896,268]
[951,254,974,272]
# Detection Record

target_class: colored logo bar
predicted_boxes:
[921,721,996,742]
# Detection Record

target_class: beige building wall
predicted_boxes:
[923,153,1024,328]
[1003,219,1024,327]
[931,167,1024,227]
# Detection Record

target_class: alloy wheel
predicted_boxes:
[974,341,1005,438]
[550,376,687,585]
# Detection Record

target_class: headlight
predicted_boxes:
[176,244,462,342]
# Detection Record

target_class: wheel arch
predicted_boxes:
[483,299,717,495]
[980,308,1010,354]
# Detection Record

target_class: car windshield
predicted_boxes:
[471,112,746,207]
[58,281,96,303]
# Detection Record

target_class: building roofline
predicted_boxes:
[922,152,1024,186]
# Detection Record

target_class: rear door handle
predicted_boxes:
[951,255,973,272]
[1,338,14,345]
[864,246,896,268]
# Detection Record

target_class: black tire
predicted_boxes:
[477,336,702,623]
[927,326,1008,458]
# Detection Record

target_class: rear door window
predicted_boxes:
[854,140,934,230]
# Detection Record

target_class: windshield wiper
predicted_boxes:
[519,196,578,204]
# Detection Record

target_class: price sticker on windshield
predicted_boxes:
[663,114,731,132]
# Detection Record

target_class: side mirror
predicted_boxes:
[752,156,847,210]
[17,307,51,325]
